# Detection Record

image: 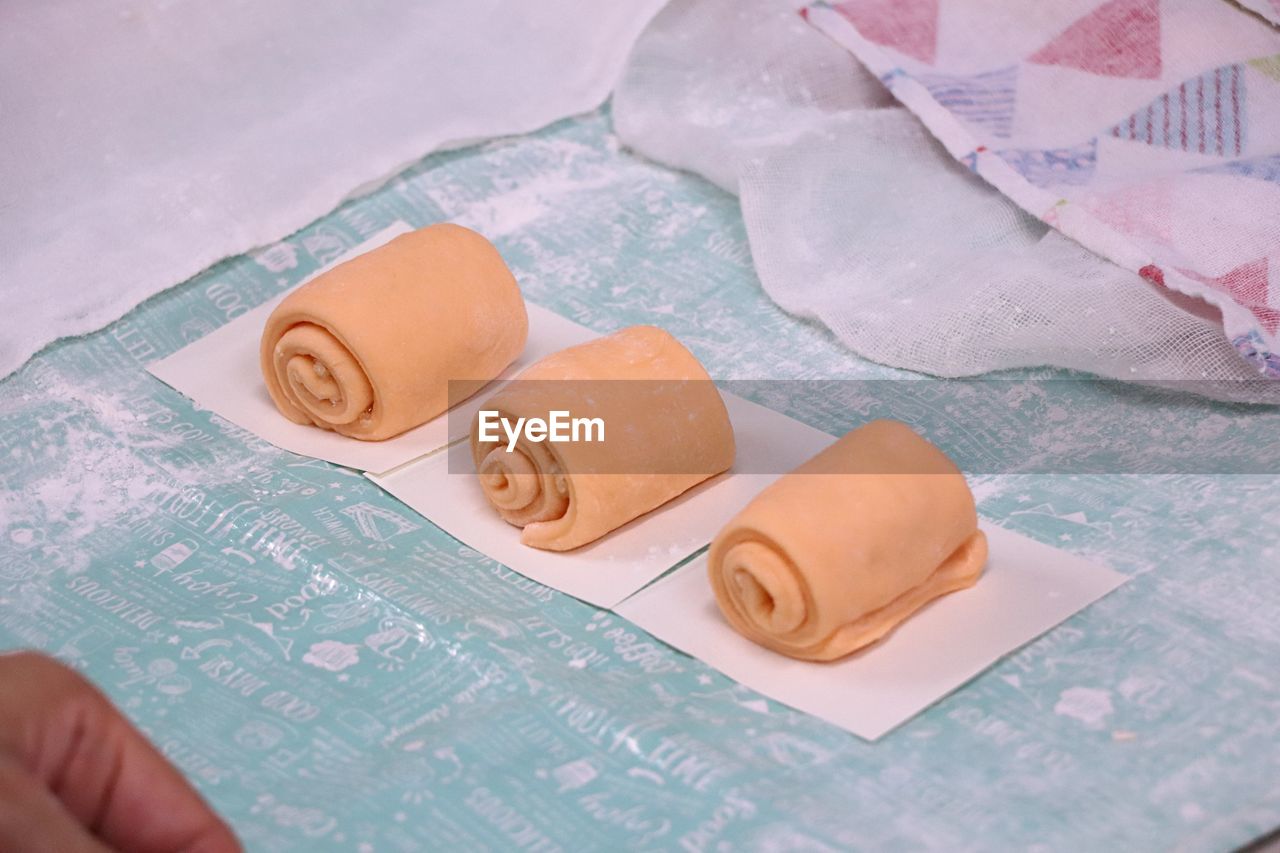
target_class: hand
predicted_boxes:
[0,651,240,852]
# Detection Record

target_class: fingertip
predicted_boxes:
[177,815,243,853]
[0,651,242,853]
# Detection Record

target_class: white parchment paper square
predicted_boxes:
[147,223,595,474]
[369,394,835,608]
[615,530,1127,741]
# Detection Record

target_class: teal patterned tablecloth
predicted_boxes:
[2,109,1278,851]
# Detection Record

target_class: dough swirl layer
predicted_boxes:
[260,223,527,441]
[471,325,735,551]
[709,419,987,661]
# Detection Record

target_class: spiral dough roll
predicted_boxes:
[708,420,988,661]
[260,224,527,441]
[470,326,735,551]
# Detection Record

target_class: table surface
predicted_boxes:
[2,108,1278,851]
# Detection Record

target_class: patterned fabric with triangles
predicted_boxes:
[808,0,1280,378]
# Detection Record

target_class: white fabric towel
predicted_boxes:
[0,0,665,378]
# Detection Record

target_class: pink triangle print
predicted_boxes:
[1029,0,1162,80]
[1180,259,1279,334]
[834,0,938,65]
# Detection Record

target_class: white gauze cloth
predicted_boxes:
[0,0,664,379]
[614,0,1272,393]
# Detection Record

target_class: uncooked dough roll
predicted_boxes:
[260,224,527,441]
[708,419,987,661]
[471,326,735,551]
